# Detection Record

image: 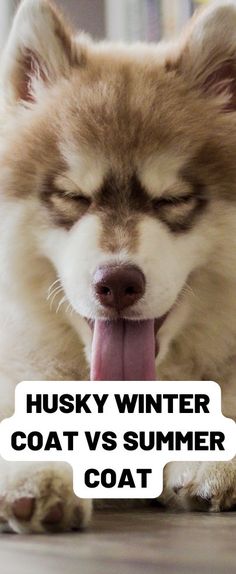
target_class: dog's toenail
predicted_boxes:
[43,502,63,525]
[12,497,35,521]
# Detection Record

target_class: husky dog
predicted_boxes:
[0,0,236,533]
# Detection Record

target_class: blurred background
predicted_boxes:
[0,0,214,54]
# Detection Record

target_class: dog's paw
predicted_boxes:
[174,461,236,512]
[0,462,92,533]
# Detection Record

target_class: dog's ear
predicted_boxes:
[176,2,236,111]
[0,0,80,104]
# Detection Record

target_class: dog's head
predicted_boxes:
[1,0,236,379]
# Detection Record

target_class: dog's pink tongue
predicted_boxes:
[91,319,156,381]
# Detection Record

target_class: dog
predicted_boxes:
[0,0,236,533]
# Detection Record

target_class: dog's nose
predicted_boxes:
[93,265,145,311]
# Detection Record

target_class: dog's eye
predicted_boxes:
[152,194,194,209]
[42,190,92,229]
[151,191,200,233]
[52,191,92,219]
[61,192,91,207]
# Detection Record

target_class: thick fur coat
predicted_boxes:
[0,0,236,532]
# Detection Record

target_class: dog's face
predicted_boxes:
[39,69,213,324]
[1,0,236,379]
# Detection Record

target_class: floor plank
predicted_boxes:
[0,509,235,574]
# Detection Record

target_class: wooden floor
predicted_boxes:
[0,509,235,574]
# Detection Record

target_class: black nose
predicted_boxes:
[93,265,145,311]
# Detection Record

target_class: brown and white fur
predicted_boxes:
[0,0,236,533]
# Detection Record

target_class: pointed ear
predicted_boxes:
[0,0,81,104]
[176,2,236,111]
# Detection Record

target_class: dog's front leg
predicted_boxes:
[0,392,92,533]
[161,460,236,511]
[0,457,92,534]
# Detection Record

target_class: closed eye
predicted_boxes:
[150,189,207,233]
[40,186,92,230]
[60,191,91,207]
[152,193,194,209]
